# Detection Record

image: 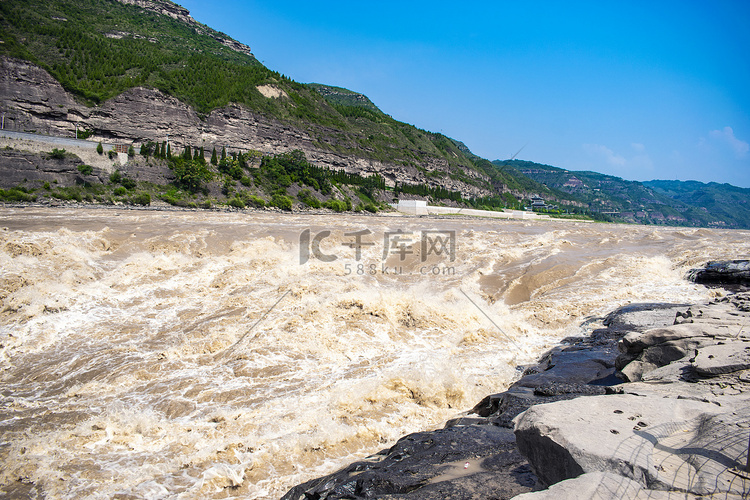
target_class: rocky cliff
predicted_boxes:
[0,56,492,197]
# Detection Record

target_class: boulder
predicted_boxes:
[687,260,750,286]
[618,324,713,355]
[468,385,608,429]
[602,303,691,332]
[514,345,617,388]
[513,394,727,491]
[281,425,535,500]
[510,471,749,499]
[617,336,717,382]
[693,340,750,376]
[615,296,750,382]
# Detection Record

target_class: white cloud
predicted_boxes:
[583,143,626,167]
[631,142,645,153]
[708,126,749,158]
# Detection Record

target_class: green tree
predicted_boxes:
[96,142,103,155]
[183,145,192,161]
[171,158,213,192]
[198,146,205,164]
[127,145,135,157]
[211,147,218,165]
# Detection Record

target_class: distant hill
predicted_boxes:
[512,160,750,228]
[644,180,750,229]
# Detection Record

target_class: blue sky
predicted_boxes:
[179,0,750,187]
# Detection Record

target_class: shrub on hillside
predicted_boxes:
[298,189,321,208]
[131,192,151,206]
[242,193,265,208]
[228,196,245,209]
[77,164,93,176]
[271,193,293,211]
[109,170,122,184]
[0,188,35,202]
[323,199,347,212]
[49,148,66,159]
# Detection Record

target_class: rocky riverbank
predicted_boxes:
[283,262,750,499]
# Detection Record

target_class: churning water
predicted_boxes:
[1,207,748,498]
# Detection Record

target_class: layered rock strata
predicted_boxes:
[0,57,491,197]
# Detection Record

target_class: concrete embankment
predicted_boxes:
[0,130,126,173]
[392,199,551,220]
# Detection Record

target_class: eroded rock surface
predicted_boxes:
[688,260,750,286]
[616,294,750,382]
[281,426,534,500]
[515,291,750,498]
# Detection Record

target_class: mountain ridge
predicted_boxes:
[512,160,750,228]
[1,0,749,228]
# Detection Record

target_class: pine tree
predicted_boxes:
[198,146,205,164]
[166,143,172,159]
[183,145,192,161]
[211,147,218,165]
[96,142,103,155]
[221,146,226,161]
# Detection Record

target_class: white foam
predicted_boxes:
[2,209,748,498]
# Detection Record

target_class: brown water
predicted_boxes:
[0,207,747,498]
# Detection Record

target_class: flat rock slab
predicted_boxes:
[648,407,750,496]
[512,472,644,499]
[603,303,691,332]
[693,340,750,376]
[513,394,733,493]
[511,471,748,499]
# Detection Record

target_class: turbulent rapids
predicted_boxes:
[1,207,748,499]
